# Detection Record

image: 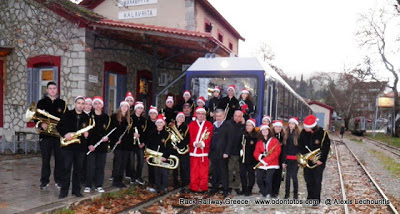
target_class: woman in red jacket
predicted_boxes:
[254,123,281,198]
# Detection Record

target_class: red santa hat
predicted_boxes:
[288,117,299,126]
[92,96,104,106]
[176,112,185,120]
[85,97,93,103]
[183,90,191,97]
[213,86,221,92]
[74,95,84,103]
[272,120,284,127]
[155,114,166,124]
[125,91,134,102]
[227,85,236,92]
[303,115,318,129]
[192,107,206,120]
[197,96,206,105]
[246,118,256,127]
[262,115,272,123]
[240,87,250,94]
[260,123,271,131]
[148,105,158,115]
[134,101,144,110]
[166,96,174,104]
[120,100,130,108]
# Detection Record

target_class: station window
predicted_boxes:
[229,42,233,50]
[218,33,223,43]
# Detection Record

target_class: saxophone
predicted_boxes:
[60,118,95,146]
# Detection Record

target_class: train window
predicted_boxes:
[264,81,269,116]
[278,84,285,120]
[190,76,258,107]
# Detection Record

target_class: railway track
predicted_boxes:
[333,139,399,214]
[361,136,400,157]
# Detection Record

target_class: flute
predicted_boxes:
[87,127,116,155]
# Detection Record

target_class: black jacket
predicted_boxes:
[109,113,132,151]
[209,120,232,159]
[282,131,300,163]
[227,119,245,156]
[143,119,156,146]
[275,132,285,165]
[36,95,67,139]
[174,99,194,112]
[162,107,176,124]
[299,127,331,165]
[56,109,91,151]
[208,96,221,113]
[88,112,111,153]
[217,96,239,120]
[239,99,255,121]
[241,131,259,166]
[131,113,147,148]
[147,128,173,159]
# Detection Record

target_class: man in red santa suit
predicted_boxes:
[188,107,214,193]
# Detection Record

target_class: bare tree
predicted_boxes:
[357,3,400,136]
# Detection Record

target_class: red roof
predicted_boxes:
[308,101,334,111]
[384,92,400,98]
[79,0,244,41]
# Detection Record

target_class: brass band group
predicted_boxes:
[29,81,330,206]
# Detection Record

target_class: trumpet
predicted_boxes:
[240,135,246,163]
[144,148,179,170]
[224,104,229,120]
[25,102,60,137]
[60,118,95,146]
[296,146,321,169]
[133,127,141,145]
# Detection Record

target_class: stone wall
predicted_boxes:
[0,0,87,130]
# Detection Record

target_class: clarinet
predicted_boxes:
[110,123,131,153]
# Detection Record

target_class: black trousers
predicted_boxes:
[60,150,84,195]
[155,166,169,192]
[285,160,299,197]
[304,164,325,203]
[126,151,133,178]
[131,148,144,181]
[210,156,229,193]
[239,162,255,193]
[271,166,282,196]
[148,165,155,185]
[85,152,107,188]
[39,137,63,185]
[173,154,190,188]
[113,149,129,184]
[257,169,275,196]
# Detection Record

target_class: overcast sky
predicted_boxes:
[208,0,395,79]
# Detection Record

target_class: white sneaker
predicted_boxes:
[55,183,61,189]
[146,187,156,193]
[125,176,131,180]
[96,187,105,193]
[84,187,91,193]
[109,177,113,181]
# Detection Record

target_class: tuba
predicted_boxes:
[144,148,179,169]
[166,122,189,155]
[296,146,321,169]
[25,102,60,137]
[60,118,95,146]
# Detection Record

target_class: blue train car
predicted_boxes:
[185,57,312,126]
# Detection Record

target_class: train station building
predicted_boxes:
[0,0,244,131]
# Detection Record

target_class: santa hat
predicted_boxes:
[183,90,191,97]
[227,85,236,91]
[288,117,299,126]
[192,107,206,120]
[85,97,93,103]
[262,115,272,123]
[240,87,250,94]
[74,96,84,103]
[120,100,130,108]
[148,105,158,115]
[246,118,256,127]
[134,101,144,110]
[197,96,206,105]
[166,96,174,104]
[125,91,134,102]
[260,123,271,131]
[303,115,318,129]
[213,86,221,92]
[272,120,284,127]
[155,114,166,124]
[176,112,185,120]
[92,96,104,106]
